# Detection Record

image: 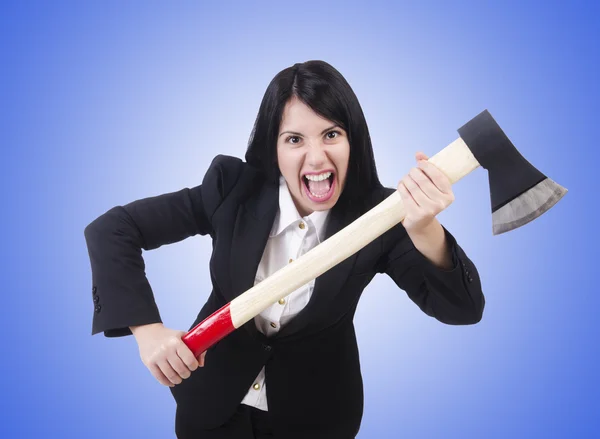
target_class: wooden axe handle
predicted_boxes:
[181,138,480,357]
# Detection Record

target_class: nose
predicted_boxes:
[306,143,328,169]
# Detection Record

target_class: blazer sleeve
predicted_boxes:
[83,154,244,337]
[376,222,485,325]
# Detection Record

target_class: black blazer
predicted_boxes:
[84,154,485,439]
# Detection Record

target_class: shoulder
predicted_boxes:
[201,154,271,207]
[335,185,398,223]
[380,186,397,199]
[360,185,397,211]
[203,154,244,186]
[202,154,265,193]
[364,185,409,246]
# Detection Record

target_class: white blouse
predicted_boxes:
[240,176,330,411]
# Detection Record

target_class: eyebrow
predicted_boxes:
[278,124,340,138]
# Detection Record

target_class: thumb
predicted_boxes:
[175,330,188,341]
[415,151,429,161]
[198,351,206,367]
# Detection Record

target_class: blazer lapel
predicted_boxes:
[229,180,278,341]
[273,202,360,339]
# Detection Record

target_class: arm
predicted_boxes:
[377,220,485,325]
[83,155,244,337]
[406,218,453,270]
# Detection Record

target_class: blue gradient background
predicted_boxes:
[1,1,597,438]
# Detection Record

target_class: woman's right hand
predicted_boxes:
[130,323,207,387]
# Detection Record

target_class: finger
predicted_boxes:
[149,362,175,387]
[158,358,183,385]
[417,160,452,194]
[398,180,419,211]
[198,351,206,367]
[402,174,430,208]
[168,353,192,380]
[408,167,446,205]
[176,344,200,372]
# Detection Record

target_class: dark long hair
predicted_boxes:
[245,60,383,213]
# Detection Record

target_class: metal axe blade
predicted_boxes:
[457,110,568,235]
[490,177,567,235]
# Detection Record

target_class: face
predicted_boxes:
[277,96,350,217]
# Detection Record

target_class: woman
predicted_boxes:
[84,60,484,439]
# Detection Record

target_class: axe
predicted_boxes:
[181,109,567,357]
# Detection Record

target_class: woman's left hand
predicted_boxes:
[397,152,455,234]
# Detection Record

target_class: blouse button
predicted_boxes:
[270,322,277,329]
[253,383,260,390]
[299,222,305,230]
[278,298,286,305]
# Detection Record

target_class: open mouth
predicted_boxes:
[302,171,336,203]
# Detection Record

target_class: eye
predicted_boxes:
[286,136,301,144]
[326,130,341,139]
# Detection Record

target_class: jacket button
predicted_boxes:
[93,296,100,304]
[94,304,102,313]
[263,344,272,352]
[92,286,97,295]
[467,276,473,283]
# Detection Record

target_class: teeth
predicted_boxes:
[305,172,332,182]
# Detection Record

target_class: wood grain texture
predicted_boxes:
[428,137,480,184]
[228,137,481,327]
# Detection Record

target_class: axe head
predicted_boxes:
[458,110,567,235]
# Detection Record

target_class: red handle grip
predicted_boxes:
[181,303,236,358]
